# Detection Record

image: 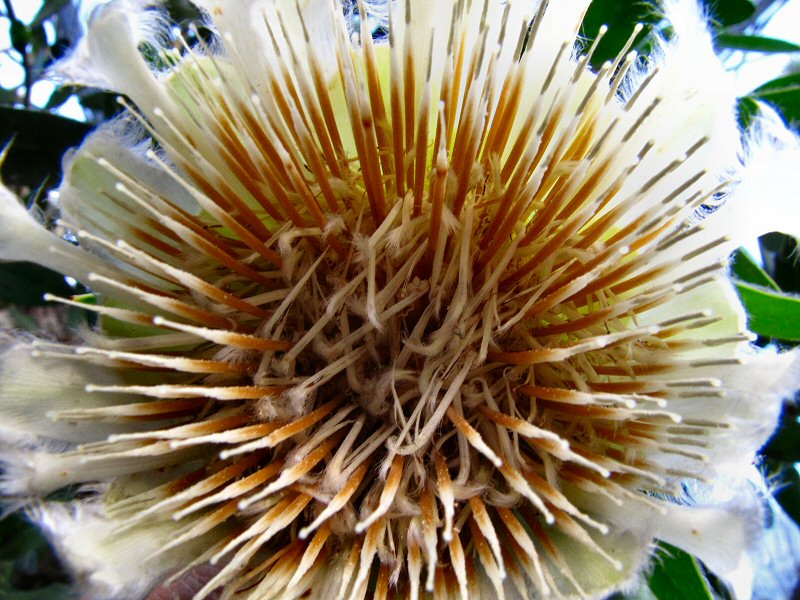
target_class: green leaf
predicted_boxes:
[764,410,800,464]
[1,584,73,600]
[580,1,659,68]
[707,0,756,27]
[0,262,75,306]
[0,515,70,600]
[9,19,30,54]
[75,89,123,122]
[0,86,19,106]
[736,96,760,130]
[749,72,800,123]
[0,107,91,190]
[647,543,713,600]
[716,33,800,53]
[763,454,800,525]
[731,249,780,290]
[0,515,50,562]
[43,85,75,111]
[734,280,800,341]
[761,405,800,525]
[759,233,800,294]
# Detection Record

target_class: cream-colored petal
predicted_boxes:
[569,487,758,599]
[635,277,748,358]
[194,0,339,82]
[538,526,652,599]
[53,0,163,89]
[62,118,198,216]
[0,341,148,445]
[749,488,800,600]
[59,117,198,262]
[621,0,740,192]
[726,104,800,247]
[657,347,800,475]
[655,503,757,574]
[68,2,208,163]
[2,440,207,497]
[0,183,137,302]
[34,501,212,600]
[82,1,172,115]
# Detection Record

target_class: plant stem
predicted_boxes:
[2,0,16,20]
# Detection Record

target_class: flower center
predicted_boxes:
[40,2,753,597]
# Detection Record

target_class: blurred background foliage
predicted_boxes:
[0,0,798,598]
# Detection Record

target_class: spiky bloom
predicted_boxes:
[1,0,798,598]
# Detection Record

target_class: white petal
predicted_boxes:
[750,491,800,600]
[34,501,209,600]
[543,527,652,599]
[662,348,800,473]
[654,502,759,583]
[625,0,740,177]
[0,183,128,299]
[2,443,202,497]
[636,277,748,358]
[60,1,190,158]
[59,117,199,236]
[2,449,97,496]
[682,466,800,600]
[54,0,168,92]
[199,0,339,81]
[572,487,757,599]
[727,104,800,245]
[0,341,143,444]
[0,182,55,264]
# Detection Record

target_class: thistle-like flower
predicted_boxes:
[1,0,799,599]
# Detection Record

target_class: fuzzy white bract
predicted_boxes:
[1,0,799,599]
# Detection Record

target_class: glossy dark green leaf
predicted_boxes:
[75,89,124,122]
[43,85,74,111]
[716,33,800,53]
[648,543,713,600]
[9,19,29,54]
[0,515,70,600]
[749,72,800,124]
[758,405,800,532]
[0,85,19,106]
[0,515,50,562]
[764,408,800,463]
[734,280,800,341]
[706,0,756,27]
[0,107,91,190]
[580,1,659,68]
[759,233,800,294]
[0,262,74,306]
[764,458,800,526]
[731,249,780,290]
[163,0,205,24]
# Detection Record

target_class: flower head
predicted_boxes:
[1,0,798,599]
